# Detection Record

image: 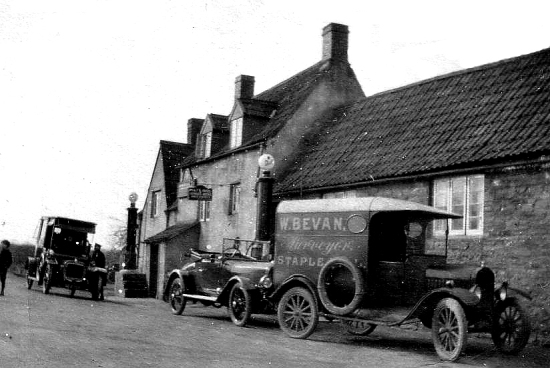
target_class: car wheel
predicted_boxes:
[491,298,531,354]
[42,265,52,294]
[342,319,377,336]
[277,287,319,339]
[169,278,187,315]
[317,257,364,316]
[431,298,467,362]
[228,282,252,327]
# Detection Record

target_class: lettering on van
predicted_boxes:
[276,256,326,267]
[278,215,345,232]
[286,237,355,255]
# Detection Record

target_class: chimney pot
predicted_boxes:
[235,75,255,100]
[322,23,349,62]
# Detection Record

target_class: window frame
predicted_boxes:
[230,118,243,149]
[151,190,161,218]
[229,183,241,215]
[433,174,484,236]
[198,200,210,222]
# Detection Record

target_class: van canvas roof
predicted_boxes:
[277,197,461,219]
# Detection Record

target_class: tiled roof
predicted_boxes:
[277,47,550,194]
[160,140,194,206]
[144,221,199,244]
[181,59,355,166]
[209,114,229,131]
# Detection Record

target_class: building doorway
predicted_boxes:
[149,243,159,298]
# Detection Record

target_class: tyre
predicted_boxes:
[228,282,252,327]
[342,319,377,336]
[42,265,52,294]
[169,278,187,315]
[431,298,467,362]
[277,287,319,339]
[491,298,531,354]
[317,257,364,316]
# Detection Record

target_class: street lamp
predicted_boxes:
[256,154,275,242]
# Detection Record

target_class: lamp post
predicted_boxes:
[126,192,138,270]
[256,154,275,242]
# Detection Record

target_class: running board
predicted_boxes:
[182,294,218,302]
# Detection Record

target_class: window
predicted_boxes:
[198,132,212,158]
[230,118,243,149]
[151,190,161,218]
[229,183,241,214]
[199,200,210,222]
[433,175,484,236]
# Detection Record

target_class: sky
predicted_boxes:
[1,0,550,247]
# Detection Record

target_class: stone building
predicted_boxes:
[137,23,550,335]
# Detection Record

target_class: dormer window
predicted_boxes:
[230,117,243,149]
[198,131,212,158]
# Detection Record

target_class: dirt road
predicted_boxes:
[0,274,548,368]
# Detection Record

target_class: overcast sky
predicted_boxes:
[1,0,550,247]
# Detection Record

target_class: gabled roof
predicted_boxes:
[144,221,199,244]
[277,47,550,194]
[180,59,359,168]
[159,140,194,206]
[208,114,229,131]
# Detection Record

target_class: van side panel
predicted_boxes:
[273,211,369,286]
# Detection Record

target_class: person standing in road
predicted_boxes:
[0,240,13,296]
[90,243,105,268]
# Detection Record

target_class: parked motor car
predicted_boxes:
[26,216,107,300]
[164,238,273,327]
[164,197,531,362]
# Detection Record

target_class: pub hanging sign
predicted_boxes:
[188,185,213,201]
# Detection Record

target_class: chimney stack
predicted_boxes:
[235,75,255,100]
[187,118,204,146]
[322,23,349,62]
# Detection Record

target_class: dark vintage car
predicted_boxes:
[165,197,531,362]
[26,216,107,300]
[164,238,273,327]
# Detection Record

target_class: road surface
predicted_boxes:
[0,274,548,367]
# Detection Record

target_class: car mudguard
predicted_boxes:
[88,267,107,274]
[401,287,480,326]
[163,269,191,301]
[217,276,257,305]
[270,274,320,307]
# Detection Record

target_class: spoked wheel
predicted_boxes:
[228,282,252,327]
[42,265,52,294]
[431,298,467,362]
[277,287,319,339]
[342,318,377,336]
[169,278,187,315]
[491,298,531,354]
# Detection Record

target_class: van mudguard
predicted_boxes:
[400,287,480,326]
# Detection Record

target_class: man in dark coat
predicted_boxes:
[91,243,105,268]
[0,240,13,296]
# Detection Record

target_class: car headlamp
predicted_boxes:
[499,282,508,301]
[48,249,55,256]
[259,275,273,289]
[470,285,482,299]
